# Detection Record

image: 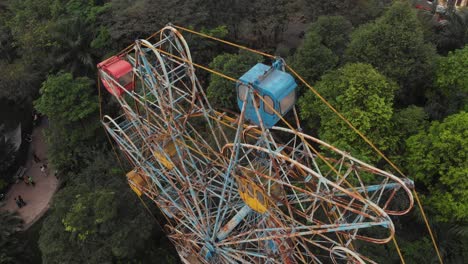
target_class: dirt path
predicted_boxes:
[1,118,59,229]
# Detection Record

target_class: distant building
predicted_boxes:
[414,0,468,11]
[438,0,468,8]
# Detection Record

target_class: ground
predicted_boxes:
[1,118,58,230]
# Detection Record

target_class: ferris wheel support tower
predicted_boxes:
[97,25,414,263]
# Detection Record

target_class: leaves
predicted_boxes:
[0,211,24,264]
[35,72,98,124]
[425,45,468,119]
[207,50,262,111]
[345,1,436,106]
[299,63,397,163]
[39,151,157,263]
[289,30,338,90]
[406,112,468,222]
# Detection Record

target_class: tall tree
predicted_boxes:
[0,210,24,264]
[303,0,389,26]
[432,8,468,54]
[426,45,468,119]
[38,151,175,263]
[345,1,436,106]
[288,29,338,93]
[0,61,40,103]
[49,18,96,76]
[207,50,262,111]
[288,15,353,93]
[309,16,353,60]
[405,111,468,222]
[299,63,397,163]
[390,105,429,161]
[34,72,100,171]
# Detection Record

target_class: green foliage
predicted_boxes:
[391,105,429,162]
[405,112,468,222]
[0,140,16,178]
[6,0,57,59]
[0,211,24,264]
[432,8,468,54]
[49,17,96,75]
[304,0,387,26]
[38,151,160,263]
[309,16,353,59]
[1,0,466,262]
[188,25,230,65]
[62,190,117,241]
[345,1,436,105]
[91,26,112,50]
[289,15,353,95]
[0,60,40,103]
[0,17,15,62]
[289,30,338,88]
[426,45,468,119]
[299,63,397,163]
[434,222,468,263]
[435,45,468,92]
[34,72,100,171]
[400,237,435,263]
[393,105,430,137]
[201,25,228,38]
[6,0,111,75]
[35,72,98,124]
[107,0,209,43]
[207,50,262,110]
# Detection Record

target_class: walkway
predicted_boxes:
[0,118,59,229]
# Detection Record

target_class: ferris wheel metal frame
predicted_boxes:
[97,24,415,264]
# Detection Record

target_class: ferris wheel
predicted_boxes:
[97,25,414,263]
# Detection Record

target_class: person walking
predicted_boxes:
[14,197,22,208]
[18,195,26,206]
[28,176,35,186]
[33,153,41,163]
[40,165,48,176]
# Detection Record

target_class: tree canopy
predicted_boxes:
[35,72,98,124]
[207,50,262,111]
[299,63,397,163]
[345,1,436,106]
[405,111,468,222]
[309,15,353,59]
[34,72,100,172]
[38,151,172,263]
[426,45,468,119]
[0,211,24,264]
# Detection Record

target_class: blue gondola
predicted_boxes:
[237,59,297,128]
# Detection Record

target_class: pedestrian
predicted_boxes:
[14,197,22,208]
[33,153,41,163]
[18,195,26,206]
[28,176,35,186]
[33,113,38,127]
[41,165,47,176]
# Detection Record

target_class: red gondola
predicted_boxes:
[97,56,134,97]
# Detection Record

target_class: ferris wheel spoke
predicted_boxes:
[98,25,415,263]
